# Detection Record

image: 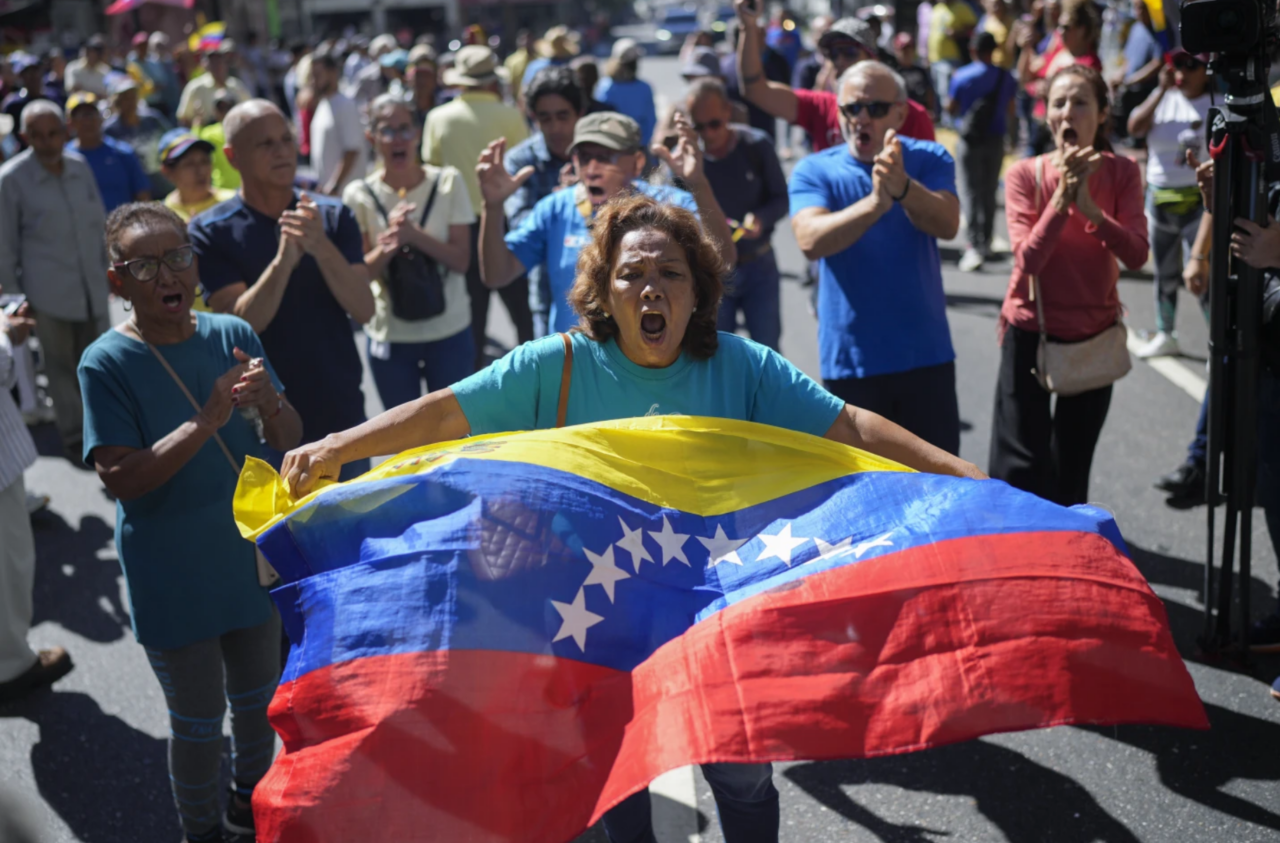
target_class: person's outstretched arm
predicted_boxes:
[825,403,986,479]
[735,0,799,123]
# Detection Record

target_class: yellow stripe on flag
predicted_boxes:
[234,416,911,540]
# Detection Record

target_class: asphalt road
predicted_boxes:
[3,56,1280,843]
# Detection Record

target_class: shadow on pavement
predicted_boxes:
[1085,702,1280,832]
[784,738,1140,842]
[0,691,180,843]
[568,792,707,843]
[944,292,1005,318]
[29,511,130,643]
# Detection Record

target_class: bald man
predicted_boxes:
[188,100,374,476]
[789,62,963,455]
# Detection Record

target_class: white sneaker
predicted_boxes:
[25,492,49,515]
[1136,331,1179,358]
[958,248,984,272]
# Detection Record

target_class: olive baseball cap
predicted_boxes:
[570,111,642,153]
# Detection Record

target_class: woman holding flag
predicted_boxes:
[282,192,983,842]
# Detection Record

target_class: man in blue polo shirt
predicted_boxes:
[477,111,736,335]
[789,61,962,454]
[66,92,150,212]
[189,99,375,478]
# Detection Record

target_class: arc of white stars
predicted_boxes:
[698,524,749,567]
[649,515,691,566]
[551,588,604,651]
[615,517,654,572]
[582,544,630,602]
[756,523,810,567]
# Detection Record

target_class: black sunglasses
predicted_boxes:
[112,244,195,283]
[694,118,725,132]
[1172,54,1205,71]
[839,100,895,119]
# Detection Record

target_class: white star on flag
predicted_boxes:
[813,536,853,562]
[615,516,654,572]
[699,524,748,567]
[649,515,691,566]
[853,531,895,558]
[583,544,630,602]
[551,588,604,651]
[756,523,810,567]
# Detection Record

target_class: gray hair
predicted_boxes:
[223,98,286,149]
[686,77,732,111]
[369,92,413,128]
[837,61,907,103]
[20,99,64,134]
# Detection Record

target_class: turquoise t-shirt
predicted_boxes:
[453,331,845,437]
[78,313,283,650]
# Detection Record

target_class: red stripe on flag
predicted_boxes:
[255,530,1205,842]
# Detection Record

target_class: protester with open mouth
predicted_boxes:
[992,64,1148,506]
[343,93,475,410]
[476,110,737,335]
[280,191,984,843]
[80,202,302,843]
[790,61,965,456]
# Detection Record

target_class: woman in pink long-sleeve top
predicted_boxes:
[990,64,1149,506]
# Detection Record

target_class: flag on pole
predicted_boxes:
[234,417,1206,843]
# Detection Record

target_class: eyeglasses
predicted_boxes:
[1173,54,1205,71]
[375,125,417,141]
[112,244,194,282]
[823,43,865,61]
[573,148,633,166]
[693,118,725,133]
[839,100,896,119]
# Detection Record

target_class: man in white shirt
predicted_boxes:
[176,42,251,127]
[64,34,110,97]
[310,48,366,196]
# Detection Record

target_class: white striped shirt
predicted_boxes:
[0,328,38,492]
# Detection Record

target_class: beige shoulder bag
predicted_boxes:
[146,342,281,588]
[1029,155,1133,397]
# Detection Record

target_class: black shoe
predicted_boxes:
[0,647,73,704]
[223,787,255,839]
[1156,461,1206,507]
[1252,613,1280,654]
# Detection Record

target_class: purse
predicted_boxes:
[1028,155,1133,397]
[147,342,281,588]
[361,176,446,321]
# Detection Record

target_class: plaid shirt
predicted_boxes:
[504,133,569,324]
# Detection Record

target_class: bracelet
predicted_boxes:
[268,396,284,419]
[1189,254,1209,262]
[891,178,911,202]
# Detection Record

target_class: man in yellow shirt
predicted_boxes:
[928,0,978,110]
[981,0,1017,69]
[421,45,532,365]
[157,130,235,311]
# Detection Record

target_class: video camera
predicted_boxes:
[1179,0,1280,658]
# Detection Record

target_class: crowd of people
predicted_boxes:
[0,2,1278,842]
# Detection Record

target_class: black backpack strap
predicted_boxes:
[417,175,440,227]
[359,179,392,224]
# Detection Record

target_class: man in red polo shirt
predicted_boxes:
[735,0,935,151]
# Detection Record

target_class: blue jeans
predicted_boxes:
[602,762,778,843]
[717,249,782,352]
[367,328,475,411]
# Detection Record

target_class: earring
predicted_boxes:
[122,299,133,312]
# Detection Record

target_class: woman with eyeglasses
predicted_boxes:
[992,64,1148,507]
[78,203,303,843]
[342,94,475,410]
[1126,49,1213,360]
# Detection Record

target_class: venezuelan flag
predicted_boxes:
[234,417,1206,843]
[188,22,227,54]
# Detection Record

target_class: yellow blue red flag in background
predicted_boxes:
[234,417,1206,843]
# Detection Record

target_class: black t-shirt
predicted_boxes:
[189,192,369,445]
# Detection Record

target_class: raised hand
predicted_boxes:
[280,192,329,256]
[2,298,35,345]
[199,358,251,430]
[872,129,908,199]
[649,111,706,187]
[1231,216,1280,269]
[476,138,534,207]
[733,0,759,26]
[1187,149,1214,213]
[230,346,279,416]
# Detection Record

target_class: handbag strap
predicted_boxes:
[146,342,239,475]
[360,174,440,229]
[1031,155,1047,340]
[556,332,573,429]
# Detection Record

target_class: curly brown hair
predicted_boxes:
[568,192,726,359]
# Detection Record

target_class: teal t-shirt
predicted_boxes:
[78,313,282,649]
[453,331,845,437]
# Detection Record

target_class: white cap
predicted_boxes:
[611,37,642,63]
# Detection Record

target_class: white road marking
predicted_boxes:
[1126,327,1207,402]
[650,765,701,842]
